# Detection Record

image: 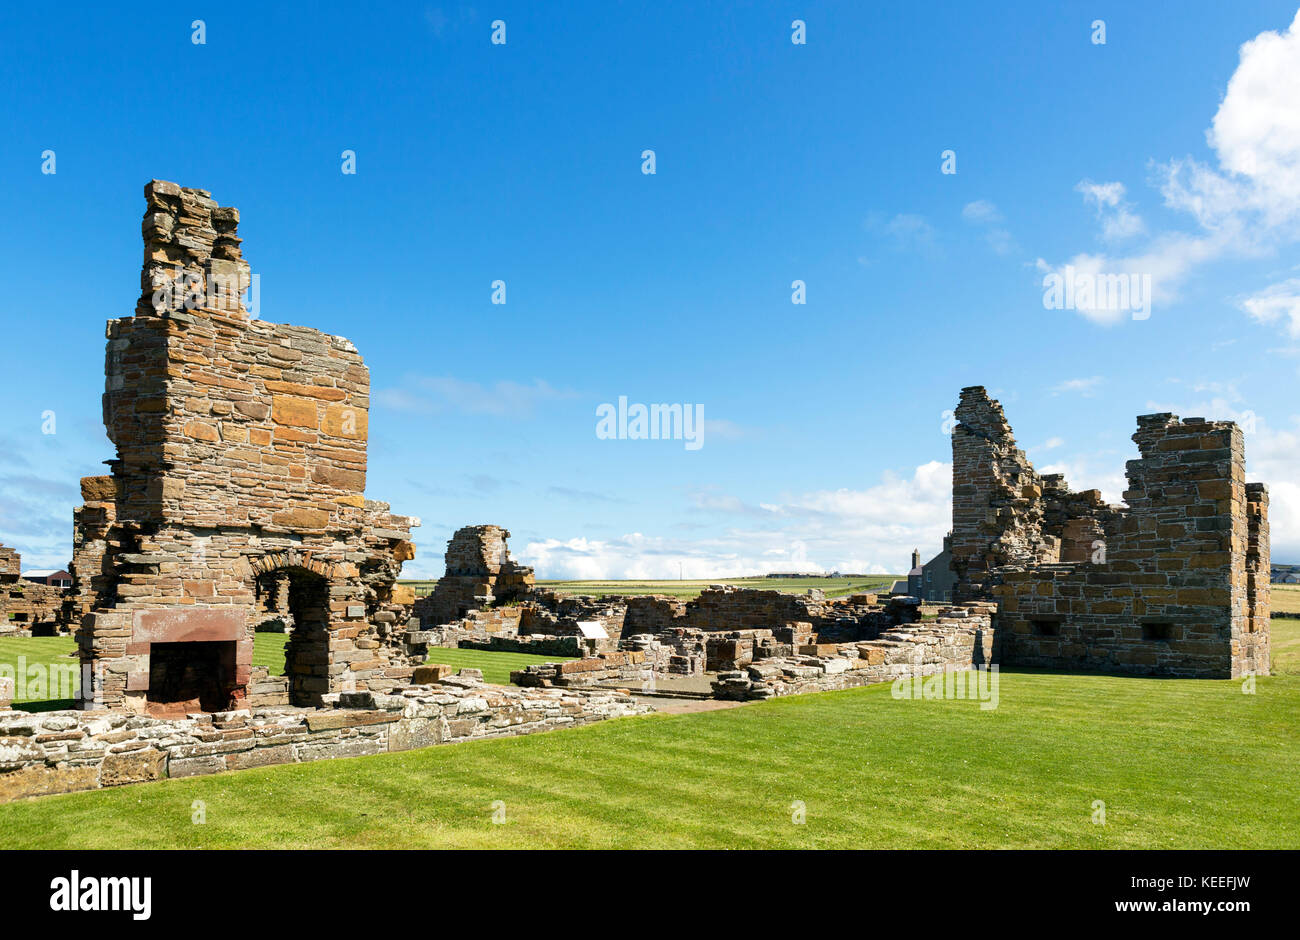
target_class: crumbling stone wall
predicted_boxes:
[0,546,18,581]
[512,647,662,689]
[1245,483,1270,646]
[72,181,418,713]
[414,525,534,625]
[713,605,997,700]
[511,586,947,694]
[621,595,687,637]
[518,601,998,702]
[950,387,1068,597]
[950,387,1270,678]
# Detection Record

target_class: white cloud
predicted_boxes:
[1076,179,1145,240]
[962,200,1002,224]
[702,418,748,440]
[1051,377,1103,396]
[1239,278,1300,337]
[883,213,936,248]
[1041,9,1300,328]
[1166,10,1300,231]
[518,461,954,578]
[961,199,1016,255]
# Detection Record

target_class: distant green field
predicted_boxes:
[400,580,438,597]
[1272,584,1300,615]
[400,576,898,600]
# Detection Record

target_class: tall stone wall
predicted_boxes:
[950,387,1270,678]
[950,386,1063,599]
[72,181,419,714]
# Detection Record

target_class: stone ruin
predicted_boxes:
[0,181,1274,802]
[950,386,1269,678]
[407,526,998,701]
[70,180,419,715]
[0,181,649,802]
[411,387,1272,689]
[0,544,69,637]
[414,525,535,625]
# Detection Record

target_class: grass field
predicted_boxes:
[1,623,1294,849]
[420,646,576,685]
[399,576,900,600]
[0,664,1295,849]
[1272,583,1300,614]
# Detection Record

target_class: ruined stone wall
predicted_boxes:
[950,386,1063,599]
[980,407,1269,678]
[1,581,66,636]
[414,525,534,626]
[0,547,19,582]
[0,672,647,804]
[458,635,586,658]
[73,181,418,713]
[684,586,819,631]
[1245,483,1270,660]
[621,595,687,637]
[0,543,67,636]
[512,644,669,688]
[713,605,997,700]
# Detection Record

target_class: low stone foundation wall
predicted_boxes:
[713,606,996,700]
[0,671,649,803]
[512,642,671,688]
[512,606,997,702]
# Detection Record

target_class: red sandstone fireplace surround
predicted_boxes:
[125,608,251,716]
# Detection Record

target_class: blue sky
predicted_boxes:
[2,1,1299,578]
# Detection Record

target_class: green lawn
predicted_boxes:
[2,625,1293,849]
[252,632,289,672]
[0,667,1296,849]
[422,646,576,685]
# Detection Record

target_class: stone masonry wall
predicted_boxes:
[0,544,68,636]
[713,605,997,700]
[951,386,1270,678]
[72,181,419,713]
[950,386,1064,599]
[0,671,647,804]
[414,525,534,626]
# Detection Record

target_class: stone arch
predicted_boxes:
[250,549,342,582]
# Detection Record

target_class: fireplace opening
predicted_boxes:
[147,640,237,716]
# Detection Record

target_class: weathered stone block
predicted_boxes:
[100,748,167,786]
